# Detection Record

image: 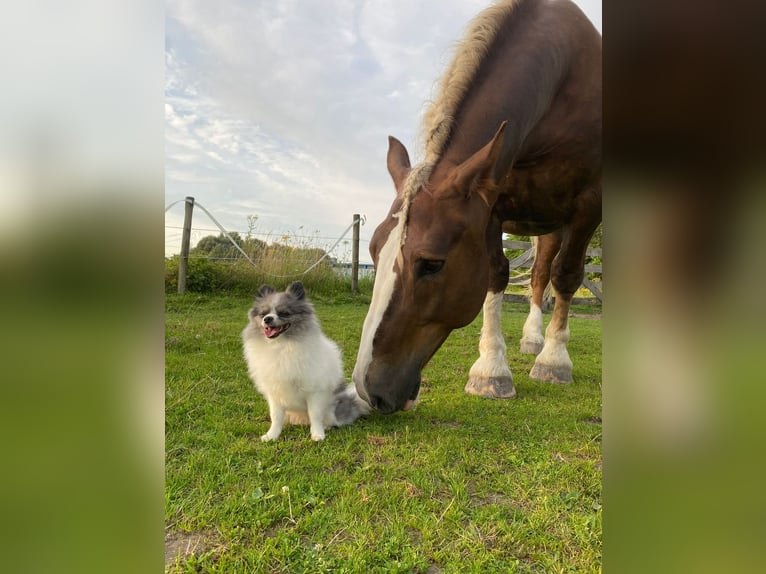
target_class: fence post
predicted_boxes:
[351,213,360,294]
[178,196,195,294]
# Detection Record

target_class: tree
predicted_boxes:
[191,233,267,260]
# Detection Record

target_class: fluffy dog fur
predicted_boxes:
[242,281,370,441]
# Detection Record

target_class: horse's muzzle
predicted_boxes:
[366,393,399,414]
[354,366,421,414]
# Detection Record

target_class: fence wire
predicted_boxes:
[165,198,365,279]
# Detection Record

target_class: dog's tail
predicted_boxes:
[334,383,372,426]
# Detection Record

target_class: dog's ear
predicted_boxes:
[287,281,305,300]
[257,285,275,298]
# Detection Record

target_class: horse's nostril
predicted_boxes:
[368,394,396,414]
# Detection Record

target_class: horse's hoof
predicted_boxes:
[519,337,544,355]
[529,363,573,384]
[465,376,517,398]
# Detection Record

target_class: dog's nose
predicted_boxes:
[263,316,274,325]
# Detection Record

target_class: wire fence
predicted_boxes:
[165,199,367,265]
[164,198,600,301]
[165,198,372,293]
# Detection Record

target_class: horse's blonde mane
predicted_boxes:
[421,0,520,163]
[396,0,519,248]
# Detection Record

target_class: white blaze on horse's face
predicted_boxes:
[351,212,405,405]
[352,195,489,413]
[354,126,507,414]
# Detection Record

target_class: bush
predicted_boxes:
[164,257,373,300]
[164,257,228,293]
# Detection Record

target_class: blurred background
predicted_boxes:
[0,1,764,572]
[0,2,162,573]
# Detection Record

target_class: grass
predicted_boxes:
[165,292,602,573]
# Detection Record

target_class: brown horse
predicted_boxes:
[352,0,601,414]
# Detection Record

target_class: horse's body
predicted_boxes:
[353,0,601,414]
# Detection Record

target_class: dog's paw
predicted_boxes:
[310,432,325,442]
[261,433,278,442]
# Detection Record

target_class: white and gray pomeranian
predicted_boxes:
[242,281,370,441]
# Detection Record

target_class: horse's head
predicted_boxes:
[353,124,506,413]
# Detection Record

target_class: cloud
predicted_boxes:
[165,0,602,260]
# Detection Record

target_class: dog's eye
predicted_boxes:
[417,259,445,277]
[278,310,291,318]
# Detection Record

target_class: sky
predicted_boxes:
[165,0,602,263]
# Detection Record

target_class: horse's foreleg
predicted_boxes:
[520,232,561,355]
[465,221,515,398]
[465,291,516,398]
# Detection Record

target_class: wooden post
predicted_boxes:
[178,196,195,294]
[351,213,360,294]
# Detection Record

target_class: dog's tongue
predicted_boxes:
[263,325,283,339]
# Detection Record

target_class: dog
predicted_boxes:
[242,281,370,441]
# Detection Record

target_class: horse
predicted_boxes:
[352,0,601,414]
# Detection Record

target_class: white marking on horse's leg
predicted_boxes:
[352,215,405,399]
[529,301,573,383]
[465,291,516,398]
[520,303,545,355]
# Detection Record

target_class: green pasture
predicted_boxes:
[165,293,602,573]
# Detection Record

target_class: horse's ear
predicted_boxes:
[387,135,411,192]
[452,121,507,205]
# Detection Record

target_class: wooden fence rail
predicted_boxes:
[502,238,602,303]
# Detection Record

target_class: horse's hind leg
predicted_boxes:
[530,197,600,383]
[529,286,575,383]
[520,232,562,355]
[465,219,516,398]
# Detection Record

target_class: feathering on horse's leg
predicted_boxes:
[529,209,599,383]
[466,291,517,398]
[520,302,545,355]
[466,230,516,398]
[529,290,574,383]
[521,232,561,355]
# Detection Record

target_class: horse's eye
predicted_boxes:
[418,259,445,277]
